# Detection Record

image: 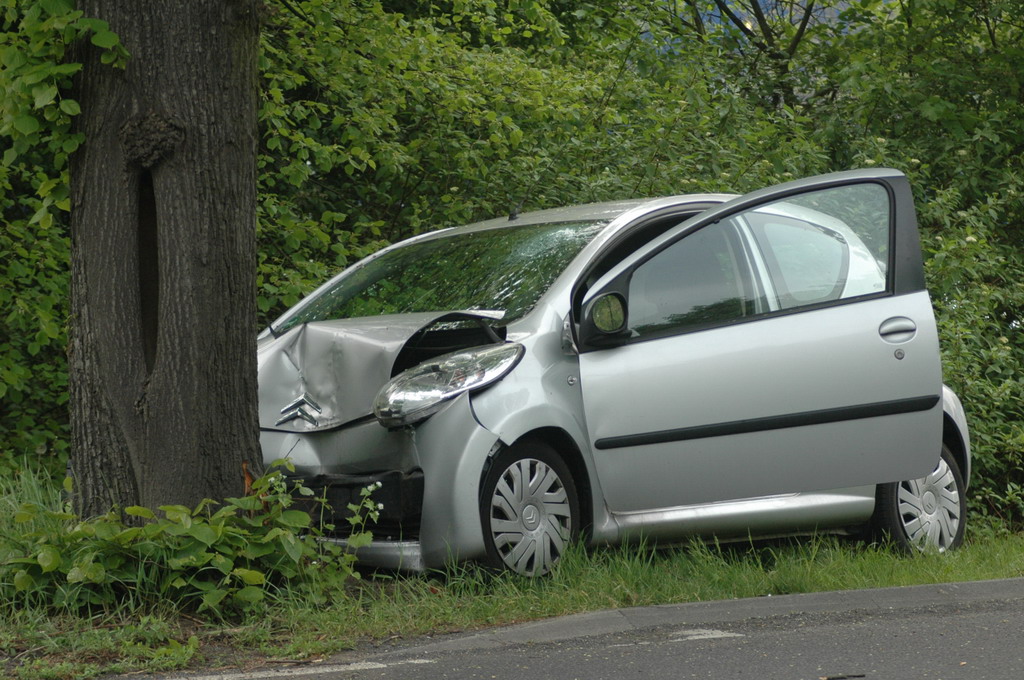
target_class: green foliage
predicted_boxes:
[0,0,126,172]
[921,181,1024,521]
[0,462,377,617]
[0,0,126,478]
[0,164,70,477]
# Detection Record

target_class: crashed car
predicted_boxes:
[257,168,970,576]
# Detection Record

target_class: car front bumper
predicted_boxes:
[261,392,501,572]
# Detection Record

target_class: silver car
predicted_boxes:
[258,168,970,576]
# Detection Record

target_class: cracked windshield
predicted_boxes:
[275,220,608,333]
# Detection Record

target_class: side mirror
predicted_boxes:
[580,292,630,348]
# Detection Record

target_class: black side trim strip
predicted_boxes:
[594,395,941,451]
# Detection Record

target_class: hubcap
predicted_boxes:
[489,458,572,576]
[898,457,961,552]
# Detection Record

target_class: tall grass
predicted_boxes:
[0,466,67,538]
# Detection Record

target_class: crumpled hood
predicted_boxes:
[258,311,502,432]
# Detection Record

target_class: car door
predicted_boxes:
[575,169,943,514]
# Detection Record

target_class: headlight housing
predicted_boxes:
[374,343,524,428]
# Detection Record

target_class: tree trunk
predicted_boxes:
[68,1,262,516]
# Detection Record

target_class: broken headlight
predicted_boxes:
[374,343,524,428]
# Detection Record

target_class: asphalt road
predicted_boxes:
[159,578,1024,680]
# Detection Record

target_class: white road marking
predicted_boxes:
[170,657,435,680]
[608,629,745,649]
[670,628,744,641]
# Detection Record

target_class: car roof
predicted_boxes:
[462,194,737,231]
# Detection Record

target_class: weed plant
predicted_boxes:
[0,462,376,616]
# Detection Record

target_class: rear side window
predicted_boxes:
[746,213,850,307]
[736,183,889,312]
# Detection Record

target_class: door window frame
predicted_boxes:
[575,174,917,353]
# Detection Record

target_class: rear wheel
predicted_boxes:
[480,440,579,576]
[874,444,966,553]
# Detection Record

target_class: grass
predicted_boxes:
[3,471,1024,679]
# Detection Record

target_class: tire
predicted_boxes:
[480,440,580,576]
[874,444,966,553]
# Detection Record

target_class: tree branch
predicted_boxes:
[684,0,706,36]
[748,0,776,48]
[712,0,762,45]
[786,0,815,58]
[276,0,316,29]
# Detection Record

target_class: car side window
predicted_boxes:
[628,221,761,337]
[745,213,850,307]
[737,183,890,311]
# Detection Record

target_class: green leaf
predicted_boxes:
[91,30,119,49]
[40,0,73,15]
[161,505,193,527]
[36,546,61,573]
[37,178,58,198]
[278,509,311,528]
[232,568,266,585]
[13,570,33,591]
[234,586,265,605]
[77,18,110,33]
[168,544,214,569]
[14,504,38,523]
[187,523,219,546]
[201,589,228,610]
[347,531,373,549]
[124,505,156,519]
[211,553,233,575]
[210,505,239,521]
[14,115,40,135]
[33,85,57,109]
[84,562,106,582]
[2,46,26,69]
[278,531,304,563]
[269,458,296,473]
[59,99,81,116]
[227,496,263,511]
[241,542,275,559]
[112,526,141,543]
[92,519,122,540]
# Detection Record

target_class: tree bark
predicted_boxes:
[69,1,262,516]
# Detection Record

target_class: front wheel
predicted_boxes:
[873,444,966,553]
[480,440,580,576]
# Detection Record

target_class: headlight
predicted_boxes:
[374,343,524,428]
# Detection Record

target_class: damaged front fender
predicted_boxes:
[257,310,505,434]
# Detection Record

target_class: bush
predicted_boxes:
[0,462,378,617]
